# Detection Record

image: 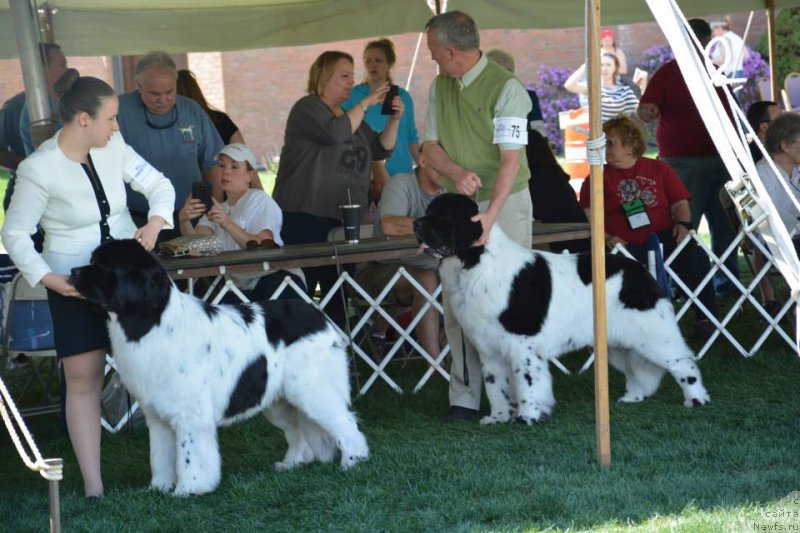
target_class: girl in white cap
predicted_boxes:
[178,143,305,301]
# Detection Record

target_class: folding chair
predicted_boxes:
[757,76,773,101]
[0,273,60,416]
[783,72,800,111]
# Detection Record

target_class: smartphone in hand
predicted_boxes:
[191,181,213,212]
[380,85,399,115]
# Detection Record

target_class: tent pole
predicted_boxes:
[586,0,611,468]
[766,0,779,102]
[9,0,56,150]
[405,33,424,91]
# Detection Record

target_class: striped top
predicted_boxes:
[580,84,639,122]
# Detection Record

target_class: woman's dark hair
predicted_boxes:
[177,69,219,115]
[364,38,396,83]
[55,68,115,123]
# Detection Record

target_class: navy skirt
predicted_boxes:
[46,290,110,358]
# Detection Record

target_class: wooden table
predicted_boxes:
[160,221,590,279]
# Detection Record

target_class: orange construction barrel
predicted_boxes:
[558,107,590,180]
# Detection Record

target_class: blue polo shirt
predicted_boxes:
[0,91,26,156]
[117,91,223,212]
[343,82,418,177]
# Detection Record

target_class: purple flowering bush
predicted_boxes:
[531,65,580,154]
[738,50,770,112]
[638,45,674,76]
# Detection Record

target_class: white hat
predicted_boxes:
[216,143,257,168]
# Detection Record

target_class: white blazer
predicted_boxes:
[1,131,175,287]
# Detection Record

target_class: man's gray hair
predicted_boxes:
[765,112,800,155]
[135,51,177,82]
[425,10,480,51]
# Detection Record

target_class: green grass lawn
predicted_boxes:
[1,324,799,531]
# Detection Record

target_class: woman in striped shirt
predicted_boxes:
[564,53,645,122]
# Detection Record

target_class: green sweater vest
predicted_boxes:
[435,60,530,203]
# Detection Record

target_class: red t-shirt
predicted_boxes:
[578,157,691,245]
[639,60,728,157]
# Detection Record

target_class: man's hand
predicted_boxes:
[471,210,498,246]
[455,168,482,196]
[637,102,659,122]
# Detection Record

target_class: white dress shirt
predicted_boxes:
[2,130,175,286]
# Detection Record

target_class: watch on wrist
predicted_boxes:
[675,220,693,230]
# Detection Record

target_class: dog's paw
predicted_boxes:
[685,395,710,407]
[340,452,368,470]
[479,414,510,425]
[273,460,301,472]
[618,393,645,404]
[173,482,215,497]
[514,413,549,425]
[149,477,175,493]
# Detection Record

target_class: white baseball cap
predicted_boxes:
[216,143,258,168]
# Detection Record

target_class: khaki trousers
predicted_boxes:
[445,189,533,410]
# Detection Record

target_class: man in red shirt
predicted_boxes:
[637,18,739,297]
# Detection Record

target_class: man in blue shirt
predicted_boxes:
[117,51,223,240]
[2,43,68,208]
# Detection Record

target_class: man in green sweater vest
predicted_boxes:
[422,11,532,422]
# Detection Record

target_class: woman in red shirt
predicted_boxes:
[579,116,718,338]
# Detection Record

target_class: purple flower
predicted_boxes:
[532,65,581,154]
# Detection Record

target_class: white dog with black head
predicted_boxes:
[71,239,368,496]
[413,193,710,425]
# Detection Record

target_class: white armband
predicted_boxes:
[124,152,164,189]
[493,117,527,145]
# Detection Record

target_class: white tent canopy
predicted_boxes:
[2,0,800,59]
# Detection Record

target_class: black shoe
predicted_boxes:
[444,406,480,423]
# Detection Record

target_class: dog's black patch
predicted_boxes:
[459,246,485,270]
[575,253,662,310]
[485,373,496,384]
[224,356,268,419]
[687,376,697,385]
[234,304,257,326]
[202,301,220,320]
[499,256,552,336]
[259,299,329,349]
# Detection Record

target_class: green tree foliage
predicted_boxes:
[755,7,800,85]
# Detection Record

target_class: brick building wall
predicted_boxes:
[0,12,766,165]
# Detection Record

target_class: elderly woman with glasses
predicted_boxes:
[578,115,718,339]
[756,112,800,251]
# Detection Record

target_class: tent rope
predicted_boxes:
[0,375,63,482]
[585,134,606,166]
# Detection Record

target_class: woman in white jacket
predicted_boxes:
[1,69,175,497]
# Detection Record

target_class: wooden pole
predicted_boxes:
[766,0,779,103]
[586,0,611,468]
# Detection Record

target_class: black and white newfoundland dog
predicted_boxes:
[71,239,368,496]
[414,193,709,425]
